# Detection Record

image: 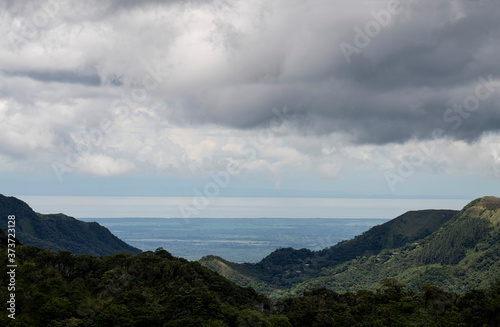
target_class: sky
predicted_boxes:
[0,0,499,205]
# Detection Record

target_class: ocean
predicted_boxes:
[15,196,470,262]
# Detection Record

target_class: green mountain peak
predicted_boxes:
[200,196,500,298]
[0,194,141,256]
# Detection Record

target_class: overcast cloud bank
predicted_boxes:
[0,0,499,191]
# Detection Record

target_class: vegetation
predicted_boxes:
[0,195,141,256]
[416,216,491,265]
[200,209,458,296]
[0,244,270,326]
[200,197,500,298]
[1,240,500,326]
[1,195,500,325]
[276,279,500,327]
[1,240,499,326]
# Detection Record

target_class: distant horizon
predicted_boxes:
[15,195,471,220]
[2,0,500,218]
[9,193,475,199]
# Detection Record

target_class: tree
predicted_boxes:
[266,315,292,327]
[237,309,269,327]
[92,304,133,327]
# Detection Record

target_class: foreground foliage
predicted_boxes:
[0,243,270,326]
[2,196,500,326]
[1,237,499,326]
[276,279,500,327]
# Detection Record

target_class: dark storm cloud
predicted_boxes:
[160,0,500,145]
[3,70,102,86]
[108,0,215,8]
[103,0,219,17]
[1,0,499,146]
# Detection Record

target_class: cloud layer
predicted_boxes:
[0,0,499,184]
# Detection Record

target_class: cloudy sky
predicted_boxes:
[1,0,499,201]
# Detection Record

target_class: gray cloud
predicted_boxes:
[3,70,101,86]
[1,0,499,148]
[162,0,500,144]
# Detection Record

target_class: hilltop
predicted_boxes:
[200,197,500,297]
[0,194,141,256]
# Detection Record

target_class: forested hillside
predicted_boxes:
[0,195,141,256]
[0,244,273,326]
[1,196,500,325]
[200,197,500,298]
[1,243,499,326]
[200,208,458,297]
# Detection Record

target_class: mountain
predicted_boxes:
[0,194,141,256]
[292,195,500,294]
[0,225,21,247]
[199,197,500,297]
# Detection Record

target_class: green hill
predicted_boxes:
[289,196,500,295]
[199,197,500,298]
[3,233,499,326]
[0,194,141,256]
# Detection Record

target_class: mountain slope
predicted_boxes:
[317,209,458,265]
[0,194,141,256]
[200,208,458,296]
[290,196,500,295]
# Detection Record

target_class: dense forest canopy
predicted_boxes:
[1,242,500,326]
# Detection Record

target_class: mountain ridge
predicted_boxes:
[0,194,141,256]
[199,196,500,297]
[289,195,500,295]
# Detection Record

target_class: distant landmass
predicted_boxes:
[0,194,141,256]
[200,196,500,298]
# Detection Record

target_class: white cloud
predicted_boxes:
[77,154,135,176]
